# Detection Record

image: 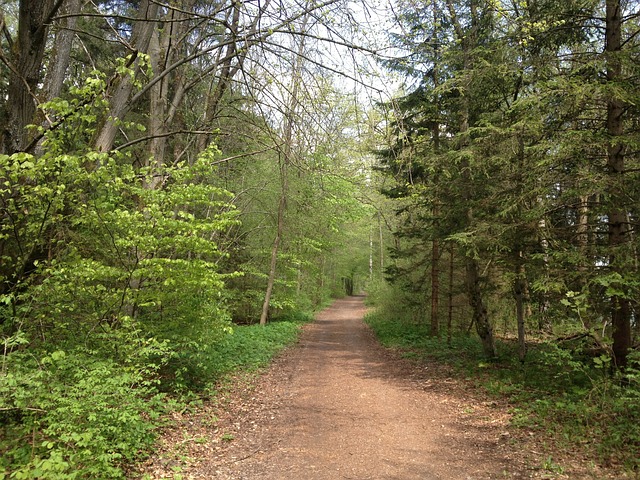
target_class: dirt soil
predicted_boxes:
[137,297,599,479]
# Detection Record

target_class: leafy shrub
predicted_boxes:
[205,321,304,380]
[0,346,170,479]
[271,310,314,324]
[155,312,311,394]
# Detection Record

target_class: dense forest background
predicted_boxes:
[0,0,639,477]
[371,0,640,473]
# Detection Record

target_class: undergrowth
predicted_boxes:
[0,311,312,479]
[365,310,640,474]
[183,311,313,392]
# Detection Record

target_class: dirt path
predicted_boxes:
[141,297,534,479]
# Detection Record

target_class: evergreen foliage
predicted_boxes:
[372,0,640,471]
[377,0,640,365]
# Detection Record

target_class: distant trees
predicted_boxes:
[379,0,640,365]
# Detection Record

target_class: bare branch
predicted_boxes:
[114,130,214,151]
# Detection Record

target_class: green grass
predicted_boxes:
[365,310,640,474]
[204,313,311,379]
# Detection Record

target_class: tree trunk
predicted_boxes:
[447,243,454,346]
[344,276,354,296]
[259,14,309,325]
[430,5,441,338]
[260,190,286,325]
[93,0,159,152]
[466,255,497,358]
[430,235,440,337]
[0,0,63,299]
[369,227,374,280]
[513,251,527,362]
[537,214,552,332]
[147,28,167,182]
[196,1,242,153]
[379,212,384,276]
[2,0,60,154]
[43,0,79,102]
[448,0,496,358]
[605,0,631,368]
[146,0,197,184]
[577,195,590,253]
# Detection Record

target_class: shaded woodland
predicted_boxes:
[370,0,640,471]
[1,0,639,476]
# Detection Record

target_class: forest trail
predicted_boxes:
[144,297,533,479]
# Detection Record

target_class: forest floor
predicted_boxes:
[137,297,615,479]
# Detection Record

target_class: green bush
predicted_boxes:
[0,347,170,479]
[0,310,313,478]
[204,318,308,382]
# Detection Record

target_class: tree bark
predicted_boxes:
[605,0,631,368]
[514,251,527,362]
[429,0,441,338]
[466,255,497,357]
[2,0,61,153]
[379,212,384,275]
[93,0,159,152]
[430,235,440,337]
[447,0,497,358]
[260,188,286,325]
[369,227,374,280]
[147,27,167,181]
[145,4,190,184]
[43,0,79,102]
[447,243,454,345]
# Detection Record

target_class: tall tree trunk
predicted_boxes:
[260,14,309,325]
[513,250,527,362]
[430,235,440,337]
[605,0,631,368]
[369,226,374,280]
[0,0,63,299]
[537,213,552,332]
[147,27,168,183]
[429,0,441,338]
[466,255,496,357]
[2,0,60,154]
[447,243,454,346]
[448,0,497,358]
[93,0,159,152]
[43,0,79,102]
[260,186,286,325]
[577,195,590,254]
[379,212,384,275]
[512,133,527,361]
